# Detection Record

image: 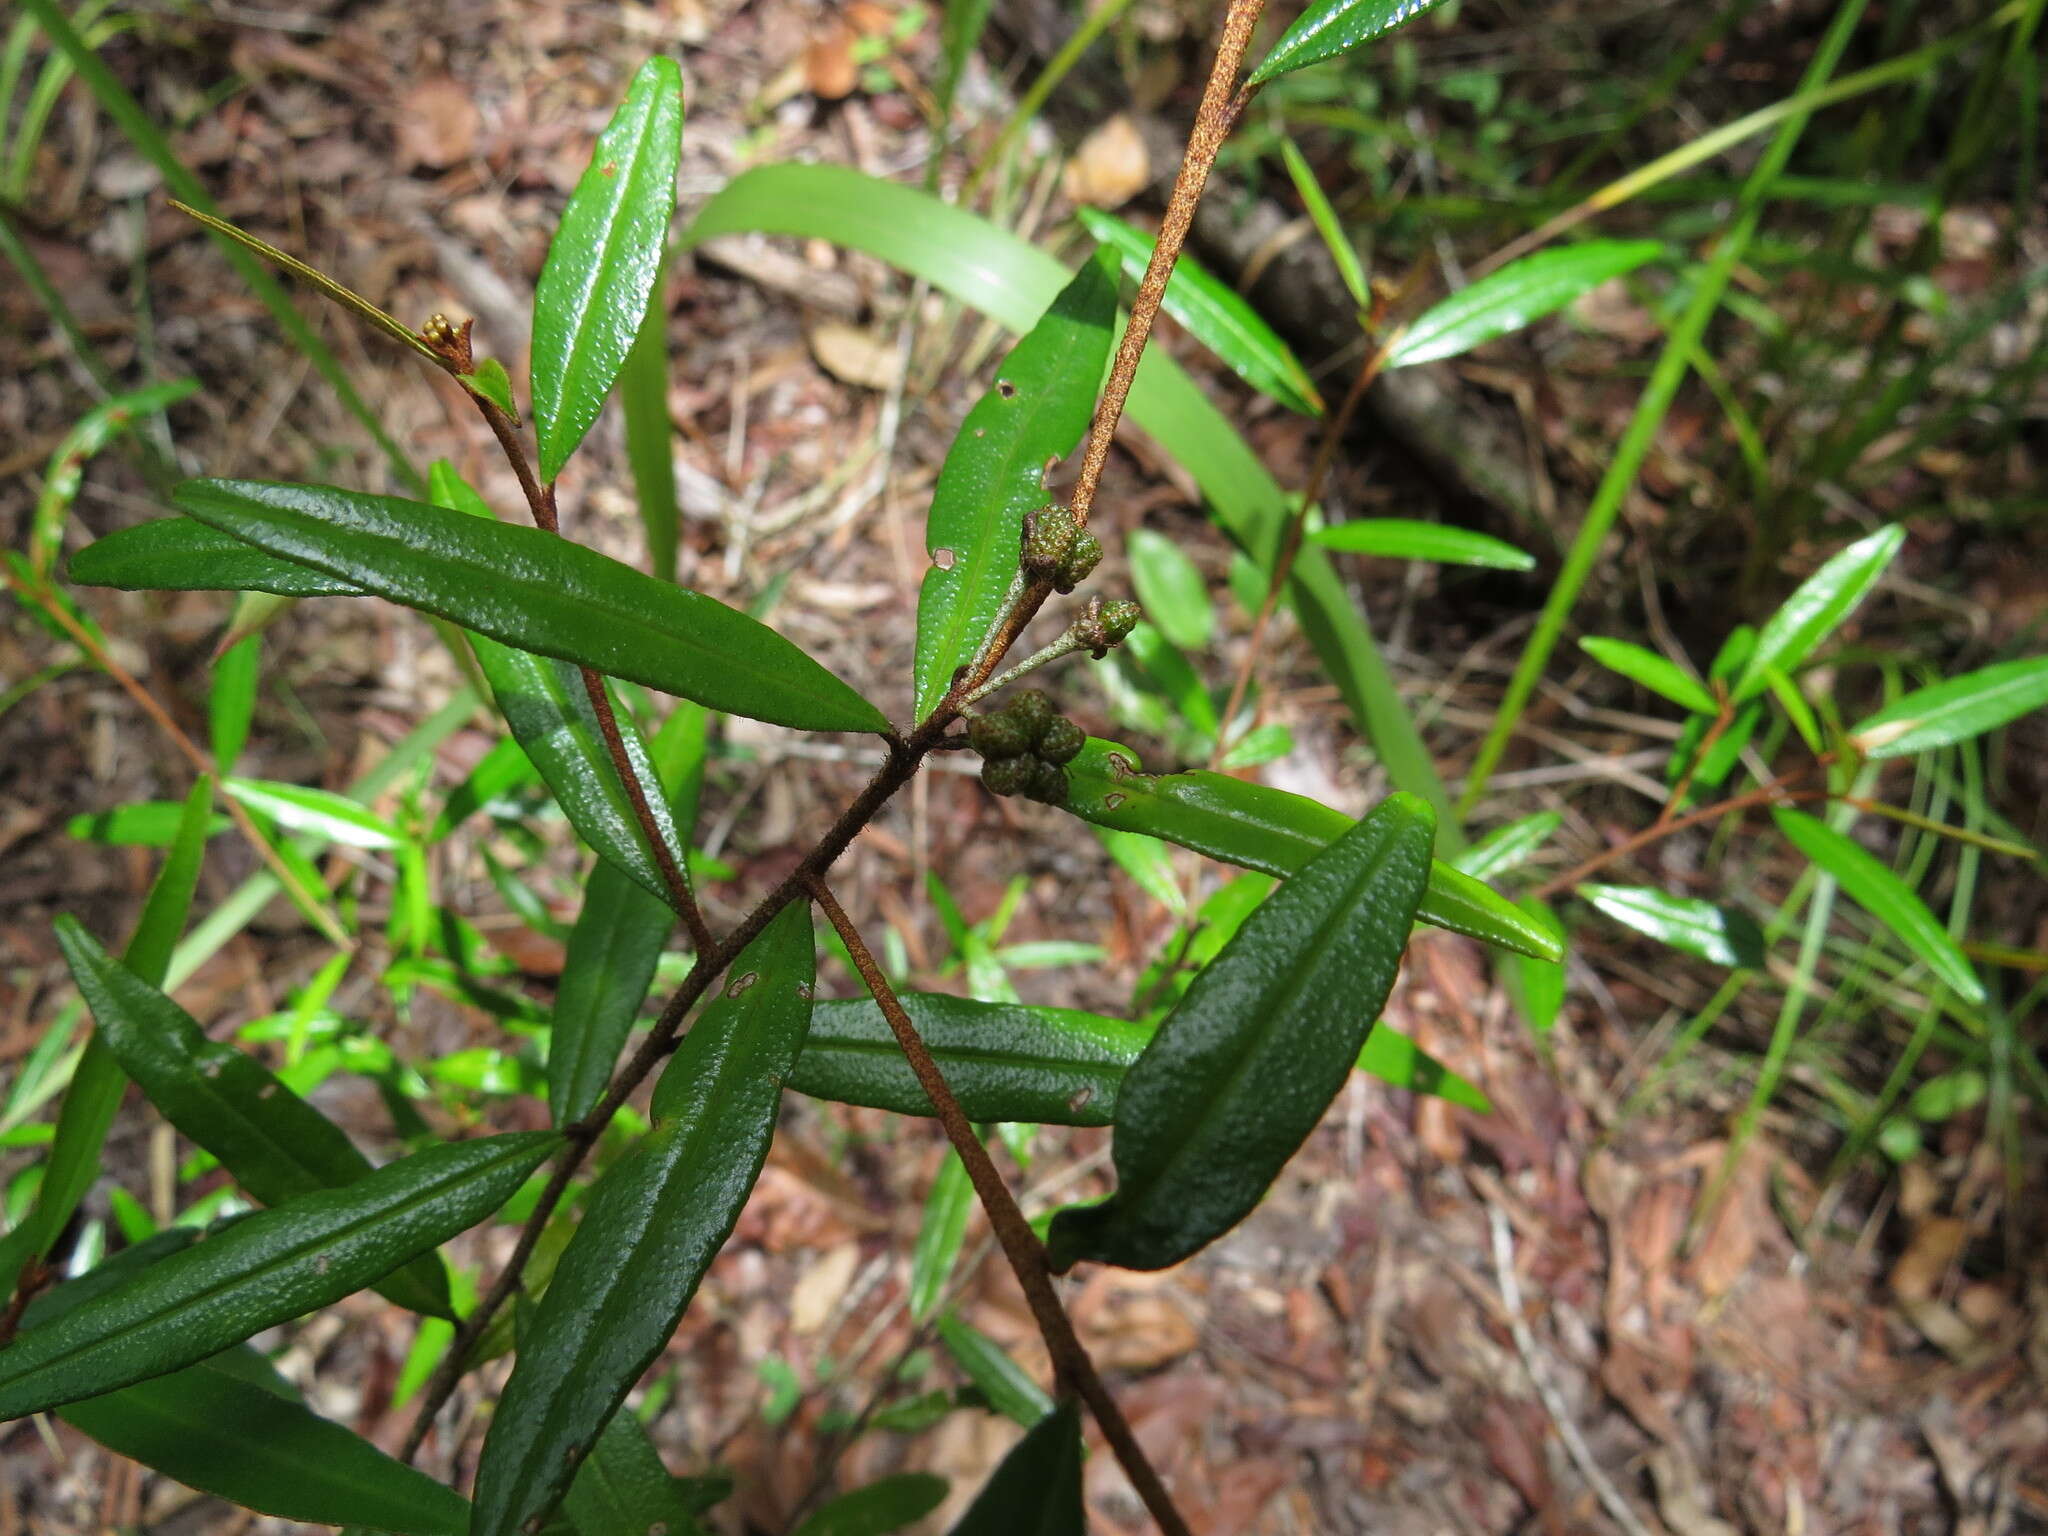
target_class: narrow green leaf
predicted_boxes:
[471,904,815,1536]
[548,701,707,1124]
[68,516,368,597]
[1126,526,1213,651]
[1387,241,1666,367]
[1452,811,1562,881]
[1579,636,1718,715]
[54,917,454,1318]
[789,994,1147,1126]
[1771,808,1984,1002]
[532,57,686,480]
[910,1150,975,1322]
[1763,664,1824,754]
[59,1355,470,1535]
[938,0,994,113]
[1248,0,1450,80]
[209,635,260,778]
[1501,898,1566,1033]
[429,734,538,842]
[1278,137,1369,312]
[1313,517,1536,570]
[1095,827,1187,917]
[1357,1023,1490,1111]
[29,379,199,577]
[914,252,1117,721]
[1076,207,1323,415]
[793,1474,949,1536]
[172,478,888,734]
[945,1401,1083,1535]
[935,1315,1052,1427]
[1733,524,1905,701]
[223,777,401,850]
[467,356,519,420]
[67,801,229,846]
[1581,884,1765,968]
[561,1402,704,1536]
[1060,739,1559,959]
[678,163,1451,823]
[1050,794,1435,1271]
[1217,721,1293,770]
[0,1132,557,1418]
[471,640,687,908]
[1849,656,2048,758]
[622,292,680,582]
[10,781,212,1285]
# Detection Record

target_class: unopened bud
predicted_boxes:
[1021,507,1079,578]
[1072,597,1141,657]
[1052,529,1103,593]
[981,756,1032,797]
[1005,688,1055,744]
[1038,716,1085,765]
[968,712,1032,760]
[1022,759,1068,805]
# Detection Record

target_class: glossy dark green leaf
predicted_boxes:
[471,904,815,1536]
[1733,524,1905,701]
[0,1132,556,1418]
[945,1401,1083,1536]
[1387,241,1665,368]
[1771,809,1983,1002]
[679,162,1450,817]
[1849,656,2048,758]
[223,777,401,850]
[1581,884,1764,968]
[172,477,888,734]
[936,1315,1052,1427]
[54,916,454,1319]
[471,638,687,909]
[1249,0,1453,83]
[1076,207,1322,415]
[1060,739,1560,960]
[532,57,685,480]
[550,702,707,1124]
[68,516,367,597]
[790,994,1147,1127]
[793,1474,949,1536]
[914,252,1117,721]
[561,1402,704,1536]
[1452,811,1562,881]
[1579,636,1718,715]
[910,1150,975,1321]
[9,781,212,1288]
[1126,526,1213,651]
[1049,794,1435,1272]
[59,1355,471,1535]
[1313,518,1536,571]
[209,634,260,778]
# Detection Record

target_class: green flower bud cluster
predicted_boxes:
[1071,596,1142,658]
[1021,507,1104,594]
[968,688,1085,805]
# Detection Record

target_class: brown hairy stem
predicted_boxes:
[806,877,1195,1536]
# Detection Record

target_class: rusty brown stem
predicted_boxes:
[805,876,1194,1536]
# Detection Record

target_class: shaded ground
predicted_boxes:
[2,1,2044,1532]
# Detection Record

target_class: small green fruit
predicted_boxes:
[1005,689,1055,744]
[980,756,1032,797]
[968,712,1031,759]
[1038,716,1085,765]
[1053,530,1103,593]
[1022,759,1069,805]
[1022,507,1079,577]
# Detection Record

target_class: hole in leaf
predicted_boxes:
[796,982,815,1000]
[727,972,758,998]
[1067,1086,1094,1112]
[933,548,957,570]
[995,379,1017,398]
[1103,793,1126,809]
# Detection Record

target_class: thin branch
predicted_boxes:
[806,876,1194,1536]
[468,393,713,952]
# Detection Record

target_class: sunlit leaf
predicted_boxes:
[1314,517,1536,570]
[1388,241,1665,367]
[1248,0,1453,85]
[1849,656,2048,758]
[1579,636,1717,715]
[1733,524,1905,701]
[1581,884,1764,968]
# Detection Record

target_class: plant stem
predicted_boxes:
[806,876,1194,1536]
[470,394,714,952]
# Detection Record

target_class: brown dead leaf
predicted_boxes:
[1195,1457,1294,1536]
[394,77,479,171]
[1477,1398,1553,1517]
[789,1241,861,1333]
[1891,1215,1968,1304]
[1688,1142,1779,1298]
[1078,1288,1199,1372]
[804,25,859,101]
[1063,114,1150,208]
[808,321,902,391]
